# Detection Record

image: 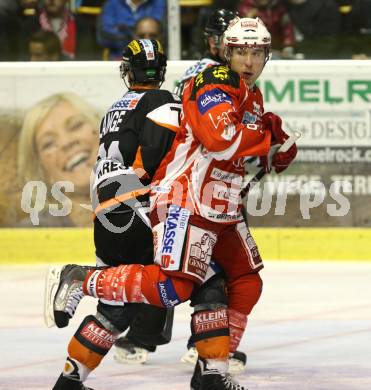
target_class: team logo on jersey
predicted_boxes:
[208,108,234,130]
[212,66,229,81]
[197,88,232,114]
[195,72,204,87]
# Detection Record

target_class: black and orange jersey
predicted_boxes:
[92,88,182,216]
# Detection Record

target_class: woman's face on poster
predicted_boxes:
[35,100,98,190]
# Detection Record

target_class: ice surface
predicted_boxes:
[1,261,370,389]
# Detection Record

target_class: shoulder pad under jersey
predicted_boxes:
[142,88,180,108]
[179,57,220,84]
[193,65,240,92]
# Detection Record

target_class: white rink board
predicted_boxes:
[1,262,371,389]
[0,60,370,150]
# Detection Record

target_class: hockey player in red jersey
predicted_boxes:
[47,17,297,390]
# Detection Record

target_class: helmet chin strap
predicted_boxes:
[122,72,131,90]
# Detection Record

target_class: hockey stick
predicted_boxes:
[241,130,301,198]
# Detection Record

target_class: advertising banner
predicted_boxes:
[0,60,370,227]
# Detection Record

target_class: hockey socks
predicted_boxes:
[228,309,247,353]
[83,264,194,308]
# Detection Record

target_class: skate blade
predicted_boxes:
[228,358,246,374]
[180,347,198,365]
[113,346,148,365]
[43,265,63,328]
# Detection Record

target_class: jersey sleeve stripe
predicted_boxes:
[94,187,150,216]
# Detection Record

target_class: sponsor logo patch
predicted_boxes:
[242,111,257,124]
[160,205,190,270]
[197,88,232,115]
[241,20,258,28]
[193,308,228,334]
[188,232,215,278]
[157,278,180,308]
[210,168,240,182]
[81,321,116,350]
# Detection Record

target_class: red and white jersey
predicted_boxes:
[151,65,271,223]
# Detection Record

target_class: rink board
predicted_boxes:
[0,227,370,264]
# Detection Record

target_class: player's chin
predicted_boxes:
[242,76,255,89]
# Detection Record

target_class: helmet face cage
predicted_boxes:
[120,39,167,85]
[223,17,272,64]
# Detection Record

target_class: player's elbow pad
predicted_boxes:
[207,132,243,161]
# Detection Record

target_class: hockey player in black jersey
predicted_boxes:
[51,39,181,390]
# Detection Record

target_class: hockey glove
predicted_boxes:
[262,112,297,173]
[272,144,297,173]
[262,112,288,145]
[257,155,271,173]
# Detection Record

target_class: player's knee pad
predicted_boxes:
[190,273,228,308]
[96,300,136,332]
[68,315,120,371]
[127,303,174,346]
[190,274,230,359]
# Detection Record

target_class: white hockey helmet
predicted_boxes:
[223,17,271,63]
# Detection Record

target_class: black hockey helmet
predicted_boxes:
[120,39,167,85]
[204,9,238,38]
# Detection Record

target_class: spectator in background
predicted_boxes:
[238,0,296,58]
[284,0,371,59]
[334,0,371,59]
[69,0,103,60]
[29,30,65,61]
[284,0,342,59]
[38,0,77,59]
[17,0,99,61]
[97,0,166,60]
[0,0,20,60]
[134,16,163,41]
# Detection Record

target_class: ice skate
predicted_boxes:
[228,351,247,374]
[53,357,93,390]
[114,335,153,364]
[53,374,94,390]
[181,345,198,365]
[182,345,247,374]
[44,264,92,328]
[191,358,247,390]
